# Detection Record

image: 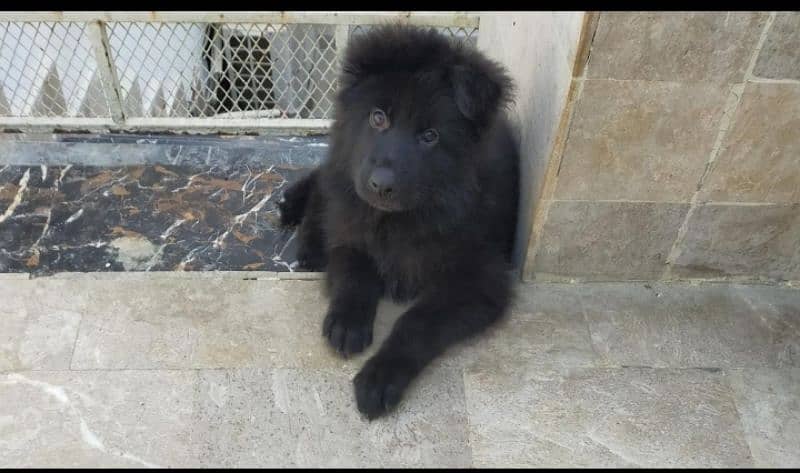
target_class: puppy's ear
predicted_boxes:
[337,61,364,100]
[451,56,514,129]
[338,61,363,92]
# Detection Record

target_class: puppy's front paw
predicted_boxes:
[322,304,374,356]
[277,192,304,227]
[353,355,414,420]
[297,243,327,271]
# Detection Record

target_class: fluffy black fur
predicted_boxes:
[278,24,519,419]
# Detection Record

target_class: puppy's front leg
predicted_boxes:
[278,169,317,227]
[354,267,511,419]
[323,247,384,356]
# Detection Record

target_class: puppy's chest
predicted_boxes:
[362,225,435,300]
[327,204,447,287]
[364,223,430,266]
[363,219,442,274]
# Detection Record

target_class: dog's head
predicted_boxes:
[332,24,514,213]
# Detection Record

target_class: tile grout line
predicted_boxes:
[3,271,327,281]
[661,87,744,278]
[662,12,777,280]
[575,76,800,85]
[1,367,366,374]
[529,275,800,286]
[68,312,85,371]
[720,368,758,466]
[747,76,800,85]
[539,199,789,206]
[2,366,767,375]
[576,289,607,368]
[4,272,796,286]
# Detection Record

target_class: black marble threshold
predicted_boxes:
[0,133,327,275]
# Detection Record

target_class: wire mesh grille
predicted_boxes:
[107,22,343,120]
[0,20,479,125]
[0,21,112,118]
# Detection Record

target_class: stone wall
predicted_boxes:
[517,12,799,282]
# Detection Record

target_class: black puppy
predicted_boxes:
[278,24,519,419]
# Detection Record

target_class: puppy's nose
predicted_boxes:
[368,168,395,197]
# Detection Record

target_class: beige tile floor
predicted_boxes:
[1,273,798,467]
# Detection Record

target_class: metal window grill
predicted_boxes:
[0,21,113,119]
[0,12,480,134]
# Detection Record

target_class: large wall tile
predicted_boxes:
[753,13,800,80]
[531,201,688,280]
[672,204,800,280]
[464,367,753,467]
[699,83,800,203]
[587,12,766,83]
[555,80,728,202]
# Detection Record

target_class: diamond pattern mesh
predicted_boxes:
[0,21,112,117]
[0,20,479,123]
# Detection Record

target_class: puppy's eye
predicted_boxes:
[419,128,439,145]
[369,108,389,130]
